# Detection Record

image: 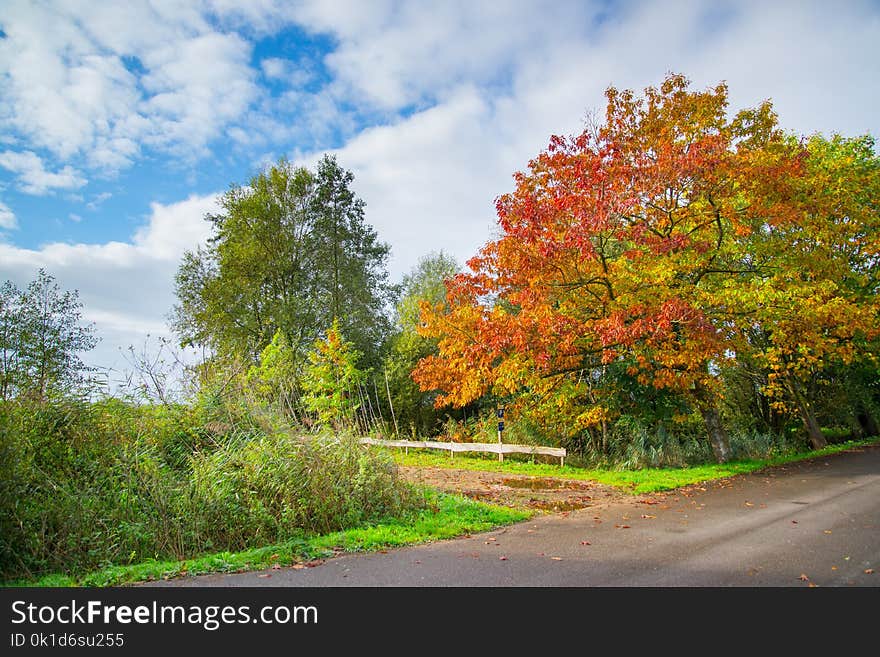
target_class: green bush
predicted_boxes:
[0,398,421,581]
[190,432,419,546]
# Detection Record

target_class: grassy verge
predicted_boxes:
[4,492,529,588]
[392,438,880,494]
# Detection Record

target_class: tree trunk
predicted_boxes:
[699,404,731,463]
[857,410,879,437]
[693,381,731,463]
[784,373,826,450]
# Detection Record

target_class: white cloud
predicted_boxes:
[0,200,17,230]
[0,0,258,173]
[261,57,287,80]
[0,150,87,195]
[86,191,112,210]
[140,31,257,157]
[290,0,880,285]
[0,192,219,372]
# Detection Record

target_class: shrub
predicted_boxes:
[0,398,421,581]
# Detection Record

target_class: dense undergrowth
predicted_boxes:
[0,395,421,582]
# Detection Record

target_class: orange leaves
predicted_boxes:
[411,74,880,441]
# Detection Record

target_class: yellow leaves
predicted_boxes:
[575,406,608,428]
[412,78,880,428]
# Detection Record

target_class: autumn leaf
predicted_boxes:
[799,574,809,581]
[865,569,875,574]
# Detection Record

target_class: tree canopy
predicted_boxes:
[413,74,880,461]
[173,155,393,374]
[0,269,98,402]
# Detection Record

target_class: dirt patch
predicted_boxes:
[400,465,627,512]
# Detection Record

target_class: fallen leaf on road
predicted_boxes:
[537,552,544,556]
[639,499,659,505]
[379,550,388,554]
[487,537,497,542]
[615,524,631,529]
[580,541,591,546]
[808,583,818,588]
[791,520,798,524]
[865,569,874,574]
[271,564,281,570]
[799,574,809,581]
[744,502,754,507]
[257,574,271,579]
[641,514,656,519]
[499,556,508,561]
[551,557,562,561]
[292,564,305,570]
[823,530,832,535]
[414,560,421,564]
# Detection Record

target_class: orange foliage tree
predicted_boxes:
[413,74,879,462]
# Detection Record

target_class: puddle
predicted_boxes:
[502,477,580,490]
[527,498,593,511]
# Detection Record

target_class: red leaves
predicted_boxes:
[412,73,878,440]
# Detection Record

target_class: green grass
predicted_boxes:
[4,492,529,588]
[392,437,880,494]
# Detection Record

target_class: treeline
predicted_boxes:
[169,79,879,467]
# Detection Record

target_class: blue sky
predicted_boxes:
[1,0,879,378]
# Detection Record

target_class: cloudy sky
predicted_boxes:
[1,0,878,377]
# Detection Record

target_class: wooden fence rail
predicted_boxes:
[359,437,566,466]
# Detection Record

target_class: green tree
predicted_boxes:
[245,330,301,419]
[173,156,392,374]
[0,280,20,401]
[383,252,460,435]
[301,319,365,428]
[310,155,394,367]
[0,270,98,401]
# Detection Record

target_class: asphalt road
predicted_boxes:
[148,445,880,587]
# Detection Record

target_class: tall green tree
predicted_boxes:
[0,270,98,401]
[384,251,460,435]
[310,155,393,366]
[173,156,393,376]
